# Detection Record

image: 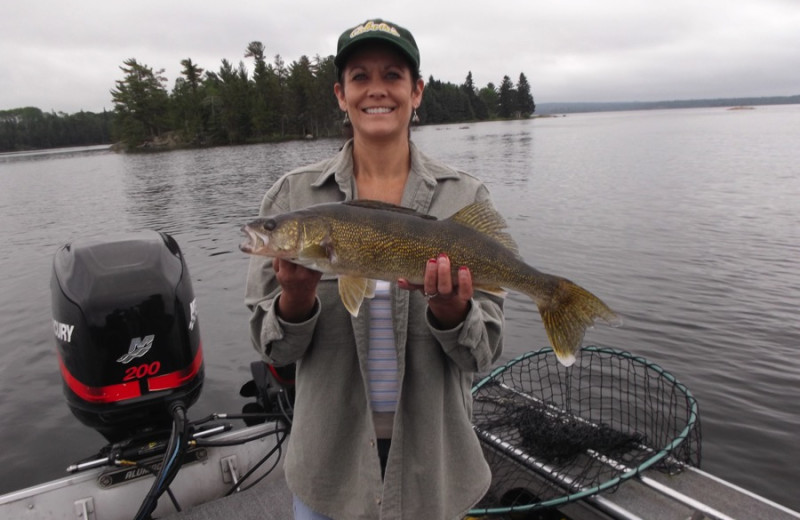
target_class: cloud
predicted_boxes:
[2,0,799,113]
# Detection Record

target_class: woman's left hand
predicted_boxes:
[397,253,473,329]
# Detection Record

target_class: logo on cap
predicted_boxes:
[350,21,401,39]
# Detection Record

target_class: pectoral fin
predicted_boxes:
[338,276,378,317]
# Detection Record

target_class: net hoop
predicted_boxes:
[468,345,700,515]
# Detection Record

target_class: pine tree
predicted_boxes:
[214,59,252,143]
[246,42,273,138]
[462,72,488,120]
[516,73,536,117]
[110,58,170,148]
[171,58,206,142]
[497,75,517,118]
[479,83,499,119]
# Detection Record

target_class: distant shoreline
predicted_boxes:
[3,95,798,154]
[536,94,799,115]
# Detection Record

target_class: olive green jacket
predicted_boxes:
[245,140,504,520]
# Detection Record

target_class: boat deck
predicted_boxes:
[562,466,800,520]
[165,464,800,520]
[163,466,292,520]
[3,420,797,520]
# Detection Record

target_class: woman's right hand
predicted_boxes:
[274,258,322,322]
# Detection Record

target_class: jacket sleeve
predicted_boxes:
[426,291,504,373]
[244,183,320,366]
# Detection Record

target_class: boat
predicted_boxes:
[0,421,291,519]
[1,231,799,519]
[3,417,798,519]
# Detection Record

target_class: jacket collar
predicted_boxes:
[310,139,459,207]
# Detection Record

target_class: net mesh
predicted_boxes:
[469,345,701,514]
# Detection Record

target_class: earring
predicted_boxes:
[411,108,420,124]
[343,112,351,127]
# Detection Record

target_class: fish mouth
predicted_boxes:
[239,225,266,254]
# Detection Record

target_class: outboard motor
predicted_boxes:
[51,231,204,442]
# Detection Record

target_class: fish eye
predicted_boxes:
[264,218,276,231]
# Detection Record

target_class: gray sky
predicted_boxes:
[2,0,799,114]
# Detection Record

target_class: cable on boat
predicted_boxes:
[224,426,289,496]
[116,459,183,512]
[62,407,292,516]
[192,426,289,447]
[133,401,188,520]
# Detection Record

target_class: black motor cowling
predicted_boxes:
[51,231,204,442]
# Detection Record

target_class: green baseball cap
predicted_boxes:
[334,19,420,71]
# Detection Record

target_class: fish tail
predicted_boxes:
[531,277,621,367]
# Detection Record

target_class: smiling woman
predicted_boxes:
[333,20,424,149]
[334,43,424,148]
[243,18,506,520]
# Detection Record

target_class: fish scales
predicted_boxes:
[321,205,522,285]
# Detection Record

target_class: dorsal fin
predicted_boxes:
[447,201,519,255]
[342,200,438,220]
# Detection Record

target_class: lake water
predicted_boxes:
[1,106,799,510]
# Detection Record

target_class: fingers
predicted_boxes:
[424,254,454,298]
[274,258,321,283]
[396,255,477,328]
[436,255,455,296]
[424,254,470,298]
[396,278,420,291]
[457,265,473,301]
[425,255,472,329]
[273,258,321,323]
[424,257,441,297]
[273,258,322,298]
[399,254,472,300]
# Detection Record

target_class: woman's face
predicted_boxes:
[334,44,424,142]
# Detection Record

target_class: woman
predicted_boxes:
[245,18,504,520]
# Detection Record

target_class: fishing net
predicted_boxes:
[469,345,701,516]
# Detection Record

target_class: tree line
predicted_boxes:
[1,42,535,152]
[0,107,112,153]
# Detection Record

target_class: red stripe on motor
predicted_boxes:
[58,353,142,403]
[147,344,204,392]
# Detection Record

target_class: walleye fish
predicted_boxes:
[240,200,620,366]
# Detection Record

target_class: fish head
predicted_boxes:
[240,215,302,258]
[240,213,332,264]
